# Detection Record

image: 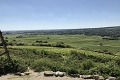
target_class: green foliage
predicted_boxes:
[70,50,85,60]
[99,43,103,46]
[0,56,27,75]
[3,33,120,54]
[31,58,53,72]
[53,42,72,48]
[1,27,120,80]
[67,68,78,75]
[116,77,120,80]
[109,66,120,77]
[0,46,119,78]
[81,59,94,70]
[79,70,90,75]
[1,31,120,79]
[17,43,25,46]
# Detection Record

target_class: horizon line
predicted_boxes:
[2,25,120,32]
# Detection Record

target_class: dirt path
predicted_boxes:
[0,71,83,80]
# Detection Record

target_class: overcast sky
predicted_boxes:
[0,0,120,31]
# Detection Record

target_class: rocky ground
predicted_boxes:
[0,70,83,80]
[0,70,115,80]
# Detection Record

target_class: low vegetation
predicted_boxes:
[1,46,120,79]
[1,26,120,79]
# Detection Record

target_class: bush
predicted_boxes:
[79,70,89,75]
[43,41,48,43]
[40,43,51,47]
[96,64,110,75]
[67,68,78,75]
[116,77,120,80]
[81,59,94,70]
[36,40,42,43]
[70,50,85,60]
[47,37,49,39]
[31,58,54,72]
[54,42,65,48]
[17,43,25,46]
[0,57,27,75]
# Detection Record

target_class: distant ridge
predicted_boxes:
[3,26,120,37]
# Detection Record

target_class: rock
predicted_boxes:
[98,76,104,80]
[108,77,116,80]
[55,71,64,77]
[20,73,26,76]
[44,71,54,77]
[24,72,31,75]
[85,79,95,80]
[81,75,94,79]
[15,72,21,76]
[27,67,30,71]
[93,75,99,80]
[70,74,80,78]
[55,71,59,77]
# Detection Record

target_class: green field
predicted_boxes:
[0,33,120,79]
[4,34,120,54]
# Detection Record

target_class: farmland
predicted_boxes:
[3,33,120,54]
[0,27,120,79]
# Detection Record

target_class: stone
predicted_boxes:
[81,75,94,79]
[55,71,65,77]
[108,77,116,80]
[98,76,104,80]
[20,73,26,76]
[44,71,54,76]
[24,72,31,75]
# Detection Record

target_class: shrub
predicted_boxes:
[109,66,120,77]
[78,69,89,75]
[43,41,48,43]
[17,43,25,46]
[31,58,54,72]
[116,77,120,80]
[7,42,14,46]
[81,59,94,70]
[67,68,78,75]
[39,43,51,46]
[47,37,49,39]
[70,50,85,60]
[99,43,103,46]
[4,40,8,42]
[96,64,110,75]
[55,42,65,48]
[0,57,27,75]
[36,40,42,43]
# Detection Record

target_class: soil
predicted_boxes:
[0,70,83,80]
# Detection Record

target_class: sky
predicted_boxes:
[0,0,120,31]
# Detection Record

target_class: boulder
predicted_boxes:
[20,73,26,76]
[55,71,65,77]
[81,75,94,79]
[24,72,31,75]
[108,77,116,80]
[70,74,80,78]
[44,71,54,77]
[98,76,104,80]
[93,75,99,80]
[15,72,21,76]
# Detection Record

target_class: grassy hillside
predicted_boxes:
[0,46,120,79]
